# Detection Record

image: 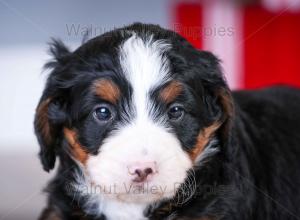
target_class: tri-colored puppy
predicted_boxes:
[35,23,300,220]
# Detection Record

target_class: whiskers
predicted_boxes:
[64,169,104,216]
[174,168,197,206]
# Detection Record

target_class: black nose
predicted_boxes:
[133,167,153,183]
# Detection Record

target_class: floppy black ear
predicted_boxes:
[213,86,234,142]
[202,51,234,140]
[34,39,71,172]
[189,50,234,139]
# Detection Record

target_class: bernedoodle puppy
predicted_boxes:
[34,23,300,220]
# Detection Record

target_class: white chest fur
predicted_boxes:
[101,199,148,220]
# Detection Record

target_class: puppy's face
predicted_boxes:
[35,24,232,206]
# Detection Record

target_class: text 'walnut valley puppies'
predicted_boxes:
[35,23,300,220]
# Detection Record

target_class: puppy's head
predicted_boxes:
[34,23,233,205]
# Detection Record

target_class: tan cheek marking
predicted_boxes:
[189,122,221,161]
[36,98,52,145]
[93,79,120,104]
[159,81,183,103]
[63,128,89,164]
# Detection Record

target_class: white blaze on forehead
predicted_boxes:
[119,34,171,121]
[82,34,193,218]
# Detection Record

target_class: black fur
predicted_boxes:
[34,23,300,220]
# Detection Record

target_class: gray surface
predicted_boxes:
[0,153,54,220]
[0,0,169,46]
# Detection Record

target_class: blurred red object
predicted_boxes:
[171,0,300,89]
[243,5,300,88]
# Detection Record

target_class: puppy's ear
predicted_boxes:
[213,87,234,141]
[191,51,234,140]
[204,52,234,140]
[34,39,71,172]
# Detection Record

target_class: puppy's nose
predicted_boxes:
[127,162,158,183]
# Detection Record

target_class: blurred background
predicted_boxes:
[0,0,299,219]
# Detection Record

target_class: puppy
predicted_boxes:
[35,23,300,220]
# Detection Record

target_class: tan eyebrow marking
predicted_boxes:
[188,122,221,162]
[63,127,89,164]
[159,81,183,103]
[93,79,120,104]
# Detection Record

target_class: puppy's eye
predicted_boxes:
[168,105,185,121]
[93,106,112,121]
